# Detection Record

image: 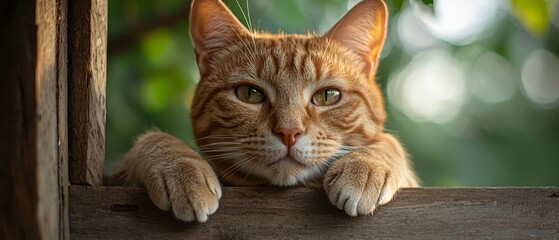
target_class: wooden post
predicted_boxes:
[68,0,107,186]
[0,0,39,238]
[56,0,70,238]
[0,0,69,238]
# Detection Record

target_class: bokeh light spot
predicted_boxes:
[388,50,467,124]
[472,52,516,103]
[521,50,559,108]
[411,0,500,45]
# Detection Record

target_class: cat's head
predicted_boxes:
[189,0,388,186]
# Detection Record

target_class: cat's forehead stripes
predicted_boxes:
[206,34,364,92]
[253,37,325,82]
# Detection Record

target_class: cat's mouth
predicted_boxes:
[266,156,307,168]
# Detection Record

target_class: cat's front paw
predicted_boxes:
[143,159,222,222]
[324,158,399,216]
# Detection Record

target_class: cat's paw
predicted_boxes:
[143,159,222,222]
[323,158,399,216]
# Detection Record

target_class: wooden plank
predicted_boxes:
[0,0,67,238]
[68,0,107,185]
[56,0,70,238]
[69,186,559,239]
[36,0,62,238]
[0,1,40,238]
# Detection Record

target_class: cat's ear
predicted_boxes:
[190,0,250,76]
[324,0,388,77]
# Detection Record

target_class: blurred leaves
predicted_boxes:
[140,73,184,112]
[141,29,176,67]
[510,0,550,37]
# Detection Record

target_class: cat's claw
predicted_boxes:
[324,157,398,216]
[143,159,222,223]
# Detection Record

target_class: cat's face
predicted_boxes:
[190,0,388,186]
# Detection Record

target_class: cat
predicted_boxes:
[111,0,419,223]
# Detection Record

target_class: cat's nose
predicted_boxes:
[274,127,304,147]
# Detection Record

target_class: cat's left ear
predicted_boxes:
[324,0,388,78]
[190,0,251,77]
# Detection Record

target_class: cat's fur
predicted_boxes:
[111,0,419,223]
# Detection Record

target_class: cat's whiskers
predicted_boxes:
[221,1,257,62]
[234,0,258,60]
[220,155,256,184]
[198,139,242,145]
[236,146,281,153]
[230,24,257,62]
[196,135,246,151]
[318,161,330,173]
[194,134,244,142]
[205,152,246,163]
[205,152,244,161]
[196,134,244,138]
[307,144,360,173]
[242,156,263,185]
[245,0,258,57]
[198,145,241,151]
[200,150,244,160]
[199,145,241,151]
[219,154,251,175]
[215,30,253,62]
[382,127,399,134]
[198,141,244,162]
[197,142,242,150]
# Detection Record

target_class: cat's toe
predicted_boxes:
[357,171,399,215]
[324,164,365,217]
[324,158,397,216]
[377,184,397,205]
[145,159,221,223]
[171,194,197,222]
[144,169,171,211]
[188,175,221,223]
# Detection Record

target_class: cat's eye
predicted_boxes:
[235,85,265,104]
[312,89,341,106]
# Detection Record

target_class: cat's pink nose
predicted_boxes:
[275,128,304,147]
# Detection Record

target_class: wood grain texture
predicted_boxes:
[36,0,62,238]
[68,0,107,185]
[0,0,39,238]
[1,0,67,238]
[57,0,70,238]
[70,186,559,239]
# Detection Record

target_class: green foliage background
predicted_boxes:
[106,0,559,186]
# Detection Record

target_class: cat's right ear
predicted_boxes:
[190,0,250,76]
[324,0,388,79]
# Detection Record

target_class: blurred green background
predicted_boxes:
[106,0,559,186]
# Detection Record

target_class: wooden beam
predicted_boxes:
[0,1,39,238]
[68,0,107,185]
[0,0,68,238]
[56,0,70,238]
[70,186,559,239]
[36,0,63,238]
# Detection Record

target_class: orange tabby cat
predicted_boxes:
[111,0,419,222]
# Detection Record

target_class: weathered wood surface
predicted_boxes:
[70,186,559,239]
[0,0,68,238]
[36,0,63,238]
[57,0,70,238]
[0,0,40,238]
[68,0,107,185]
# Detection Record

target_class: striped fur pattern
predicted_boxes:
[111,0,419,223]
[192,35,387,186]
